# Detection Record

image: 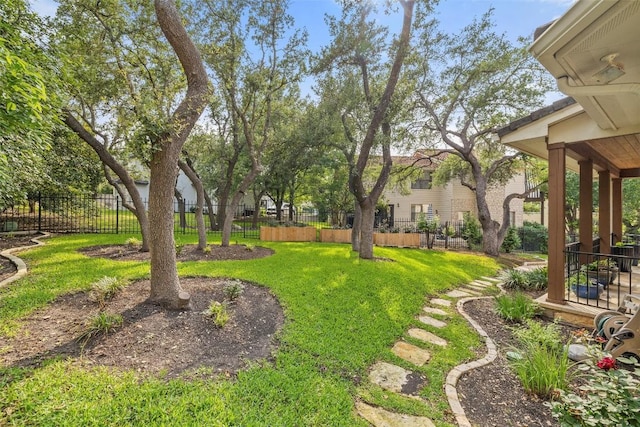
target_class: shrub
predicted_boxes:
[522,267,548,291]
[461,212,482,249]
[124,237,142,248]
[89,276,127,307]
[205,301,229,327]
[501,226,521,253]
[509,321,574,399]
[518,221,548,253]
[223,280,244,301]
[494,292,539,322]
[512,319,562,353]
[548,355,640,426]
[499,268,528,290]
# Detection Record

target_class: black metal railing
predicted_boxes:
[564,243,636,310]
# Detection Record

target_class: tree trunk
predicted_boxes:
[149,150,190,309]
[475,180,501,256]
[148,0,210,309]
[359,199,375,259]
[351,201,361,251]
[175,188,186,230]
[216,191,229,232]
[203,191,216,231]
[179,159,207,250]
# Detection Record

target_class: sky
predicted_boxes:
[30,0,575,46]
[29,0,575,101]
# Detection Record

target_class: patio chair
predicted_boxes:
[593,294,640,359]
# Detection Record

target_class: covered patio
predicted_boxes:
[498,0,640,326]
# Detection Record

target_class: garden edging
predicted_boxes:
[446,283,505,427]
[0,232,49,288]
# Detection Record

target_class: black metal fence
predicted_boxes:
[0,193,322,239]
[1,194,549,253]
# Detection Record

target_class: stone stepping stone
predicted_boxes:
[465,284,486,292]
[446,289,472,298]
[392,341,431,366]
[430,298,451,307]
[460,287,480,295]
[422,306,447,316]
[469,281,490,288]
[369,361,426,395]
[356,401,435,427]
[418,315,447,328]
[408,328,447,347]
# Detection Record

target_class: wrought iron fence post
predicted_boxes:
[37,192,42,232]
[116,196,119,234]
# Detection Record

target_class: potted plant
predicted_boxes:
[612,241,634,272]
[581,259,618,285]
[566,272,604,299]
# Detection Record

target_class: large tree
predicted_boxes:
[58,0,209,308]
[411,9,553,256]
[193,0,308,247]
[315,0,416,259]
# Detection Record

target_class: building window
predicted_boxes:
[411,171,432,189]
[411,204,432,221]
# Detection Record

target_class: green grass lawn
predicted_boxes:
[0,234,500,426]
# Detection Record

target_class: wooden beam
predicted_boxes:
[613,178,622,245]
[579,160,593,262]
[547,143,566,304]
[599,171,612,254]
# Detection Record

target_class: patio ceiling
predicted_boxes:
[500,0,640,178]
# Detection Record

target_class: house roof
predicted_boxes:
[497,97,576,138]
[530,0,640,131]
[499,0,640,178]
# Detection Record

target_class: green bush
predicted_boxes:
[499,267,548,291]
[89,276,127,307]
[501,226,521,253]
[461,212,482,250]
[518,221,548,253]
[509,321,574,399]
[205,301,230,327]
[522,267,548,290]
[494,292,539,322]
[500,269,528,290]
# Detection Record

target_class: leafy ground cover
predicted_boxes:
[0,233,499,426]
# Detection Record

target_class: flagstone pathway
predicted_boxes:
[356,276,503,427]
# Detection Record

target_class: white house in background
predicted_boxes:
[382,152,525,227]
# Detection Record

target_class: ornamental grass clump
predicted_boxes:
[76,312,123,346]
[494,292,540,322]
[89,276,127,308]
[548,355,640,426]
[509,320,575,399]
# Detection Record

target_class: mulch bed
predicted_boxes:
[0,277,284,379]
[458,297,581,427]
[78,243,274,262]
